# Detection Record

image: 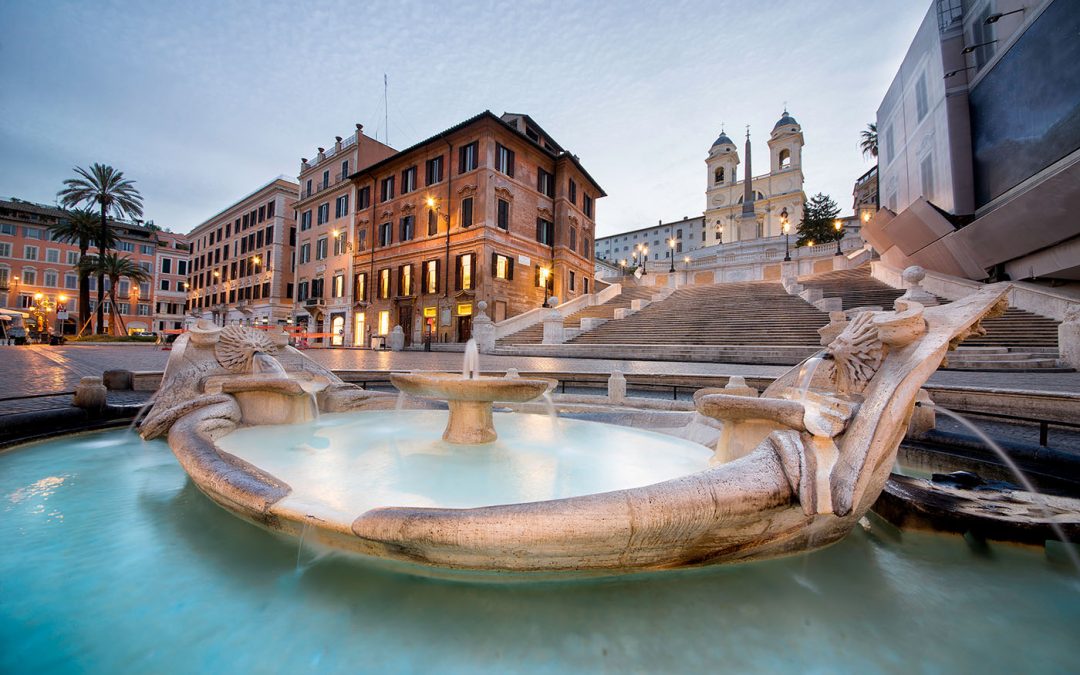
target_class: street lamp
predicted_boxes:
[834,219,843,256]
[641,245,649,275]
[683,255,690,270]
[668,238,676,273]
[539,266,551,306]
[781,208,791,262]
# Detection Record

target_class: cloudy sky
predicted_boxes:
[0,0,927,237]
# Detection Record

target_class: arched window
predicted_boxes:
[779,148,791,170]
[714,167,725,184]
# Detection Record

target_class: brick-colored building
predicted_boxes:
[185,177,298,327]
[292,125,395,345]
[0,197,169,335]
[343,111,603,347]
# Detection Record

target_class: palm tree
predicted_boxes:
[860,122,878,160]
[47,209,116,336]
[57,164,144,333]
[78,253,151,336]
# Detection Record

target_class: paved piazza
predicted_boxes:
[2,343,1080,401]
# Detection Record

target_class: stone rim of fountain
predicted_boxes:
[140,285,1017,577]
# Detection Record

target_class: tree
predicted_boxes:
[57,164,143,333]
[860,122,878,160]
[78,252,150,336]
[796,193,843,247]
[48,209,115,336]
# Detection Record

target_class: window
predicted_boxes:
[301,210,312,231]
[297,280,309,301]
[0,223,15,235]
[22,268,36,284]
[455,253,474,290]
[779,148,791,170]
[0,243,10,257]
[178,260,188,275]
[357,186,371,211]
[299,243,311,264]
[398,264,413,296]
[66,273,78,290]
[316,237,328,260]
[46,249,59,263]
[160,279,170,291]
[23,227,43,240]
[311,277,324,300]
[536,218,554,246]
[378,269,390,299]
[584,277,590,294]
[256,230,264,248]
[141,244,154,255]
[335,194,349,218]
[425,156,444,185]
[24,246,38,260]
[161,257,172,274]
[333,231,345,256]
[458,141,479,173]
[461,197,474,227]
[67,251,79,265]
[317,203,329,225]
[401,166,417,194]
[424,260,439,294]
[380,176,395,202]
[341,159,349,180]
[714,167,725,184]
[137,303,151,316]
[400,215,415,242]
[354,272,367,302]
[537,168,555,197]
[569,227,577,251]
[305,179,312,197]
[495,143,515,177]
[118,302,130,315]
[492,253,514,280]
[583,194,593,218]
[569,179,577,205]
[378,310,390,336]
[583,236,590,257]
[356,227,367,251]
[428,209,438,236]
[322,169,330,189]
[332,274,344,299]
[44,270,58,287]
[379,222,392,247]
[920,154,935,201]
[569,270,576,292]
[267,200,275,218]
[497,199,510,231]
[915,72,929,122]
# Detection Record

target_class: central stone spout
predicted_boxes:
[390,373,551,444]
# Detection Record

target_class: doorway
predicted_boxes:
[456,315,472,342]
[398,306,412,347]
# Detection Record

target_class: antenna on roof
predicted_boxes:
[384,74,389,146]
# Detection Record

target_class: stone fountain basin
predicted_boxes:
[390,372,554,403]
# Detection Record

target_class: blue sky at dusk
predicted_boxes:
[0,0,927,236]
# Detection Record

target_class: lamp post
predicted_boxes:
[641,245,649,275]
[834,219,843,256]
[781,208,791,262]
[683,256,691,270]
[668,238,676,272]
[619,259,627,276]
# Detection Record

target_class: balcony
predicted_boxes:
[304,297,324,308]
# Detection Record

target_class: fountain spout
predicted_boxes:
[463,339,480,380]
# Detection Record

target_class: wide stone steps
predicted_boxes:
[496,285,656,346]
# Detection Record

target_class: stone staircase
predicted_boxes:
[496,284,658,346]
[565,281,829,349]
[800,266,1065,370]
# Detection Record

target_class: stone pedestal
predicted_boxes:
[897,266,938,307]
[722,376,758,398]
[608,370,626,403]
[73,376,107,412]
[1059,310,1080,369]
[389,325,405,351]
[542,308,565,345]
[472,301,496,353]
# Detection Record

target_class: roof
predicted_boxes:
[711,132,735,147]
[188,175,299,234]
[773,112,799,130]
[349,110,606,197]
[0,198,67,219]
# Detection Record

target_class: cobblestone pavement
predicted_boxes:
[1,343,1077,414]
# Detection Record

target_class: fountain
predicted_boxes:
[390,339,553,443]
[124,285,1060,576]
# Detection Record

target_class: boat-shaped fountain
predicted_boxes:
[140,285,1018,576]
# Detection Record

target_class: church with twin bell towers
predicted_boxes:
[704,110,806,244]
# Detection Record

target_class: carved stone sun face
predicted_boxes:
[826,312,884,395]
[215,325,278,374]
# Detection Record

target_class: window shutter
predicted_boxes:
[507,150,515,178]
[534,265,540,287]
[435,259,441,293]
[455,255,462,290]
[458,147,465,174]
[536,218,542,241]
[491,252,498,277]
[508,257,515,280]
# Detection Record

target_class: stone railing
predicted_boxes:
[871,261,1077,321]
[492,284,623,341]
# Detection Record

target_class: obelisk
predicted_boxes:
[738,127,759,241]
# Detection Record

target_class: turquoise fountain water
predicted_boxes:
[2,429,1079,673]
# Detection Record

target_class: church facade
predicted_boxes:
[705,111,806,244]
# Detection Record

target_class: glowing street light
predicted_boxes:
[668,238,676,272]
[834,219,843,256]
[781,207,791,262]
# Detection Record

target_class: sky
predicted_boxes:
[0,0,928,238]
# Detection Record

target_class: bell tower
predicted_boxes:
[768,109,804,173]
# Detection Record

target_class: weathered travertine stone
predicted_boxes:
[898,265,938,307]
[102,369,132,390]
[906,388,936,438]
[607,370,626,403]
[1059,307,1080,369]
[73,376,107,411]
[388,326,405,351]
